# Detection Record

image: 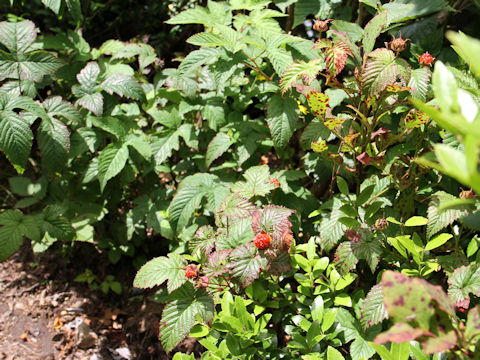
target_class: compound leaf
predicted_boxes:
[231,165,275,198]
[230,243,268,287]
[133,253,186,293]
[100,73,146,101]
[160,282,214,352]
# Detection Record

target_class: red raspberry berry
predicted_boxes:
[419,52,435,66]
[270,178,280,187]
[199,276,209,288]
[254,232,271,250]
[185,264,199,279]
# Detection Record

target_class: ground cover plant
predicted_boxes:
[0,0,480,359]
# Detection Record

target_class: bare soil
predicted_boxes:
[0,245,199,360]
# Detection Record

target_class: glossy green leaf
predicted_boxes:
[404,216,428,227]
[425,233,453,251]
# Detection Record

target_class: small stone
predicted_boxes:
[75,322,98,349]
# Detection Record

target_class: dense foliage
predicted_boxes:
[1,0,480,358]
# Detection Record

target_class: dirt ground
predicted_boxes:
[0,246,199,360]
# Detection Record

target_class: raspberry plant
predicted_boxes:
[134,165,294,351]
[1,0,480,359]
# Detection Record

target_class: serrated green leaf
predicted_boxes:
[125,133,151,160]
[43,96,81,123]
[97,142,129,191]
[179,48,220,75]
[266,94,298,152]
[206,132,233,168]
[0,110,32,173]
[169,173,227,232]
[187,32,228,47]
[408,67,431,101]
[42,214,74,241]
[231,165,275,198]
[216,195,255,226]
[91,116,128,139]
[166,7,216,26]
[0,210,25,261]
[38,118,70,174]
[0,51,63,82]
[266,47,293,75]
[230,243,268,287]
[0,20,62,82]
[362,48,411,95]
[331,20,364,43]
[448,265,480,307]
[427,191,469,238]
[160,282,214,352]
[216,217,254,250]
[335,241,358,275]
[361,284,388,329]
[41,0,61,14]
[75,92,103,116]
[100,73,145,101]
[279,58,325,94]
[336,308,377,360]
[0,20,36,54]
[77,62,100,87]
[189,225,216,258]
[152,123,195,166]
[319,197,347,251]
[352,234,382,273]
[133,253,186,292]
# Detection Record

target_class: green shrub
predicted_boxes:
[0,0,479,359]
